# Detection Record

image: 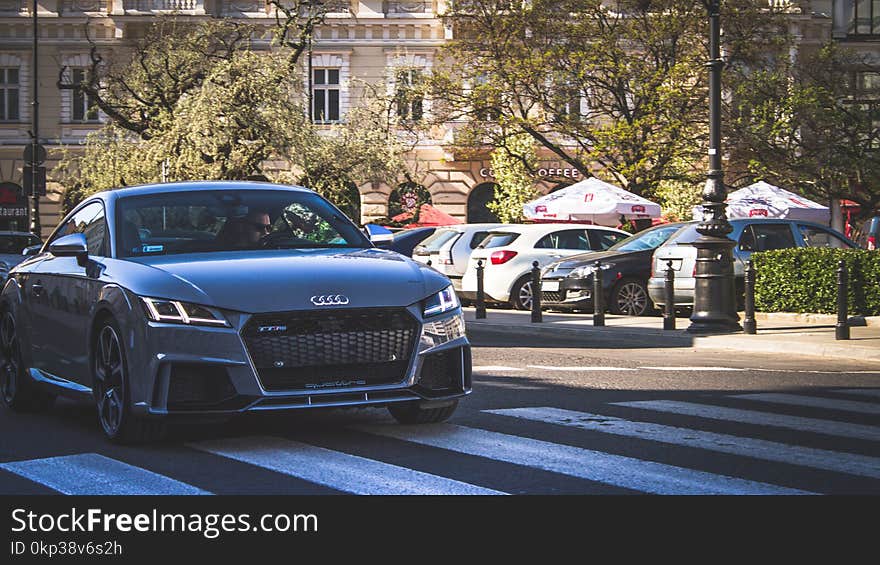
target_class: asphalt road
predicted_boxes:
[2,330,879,495]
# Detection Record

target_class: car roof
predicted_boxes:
[93,181,313,202]
[488,223,627,234]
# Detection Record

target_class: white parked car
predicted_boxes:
[461,223,629,309]
[412,223,508,292]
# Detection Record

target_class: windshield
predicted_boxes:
[0,234,41,254]
[609,224,684,252]
[116,189,369,258]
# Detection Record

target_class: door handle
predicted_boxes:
[31,282,43,297]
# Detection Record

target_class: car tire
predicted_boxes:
[92,317,166,444]
[0,310,55,412]
[510,275,534,311]
[388,399,458,424]
[609,279,652,317]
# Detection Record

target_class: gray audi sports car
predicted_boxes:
[0,182,471,443]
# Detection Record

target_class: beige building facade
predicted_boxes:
[0,0,877,236]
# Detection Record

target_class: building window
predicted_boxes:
[395,69,423,122]
[0,67,19,122]
[312,68,340,123]
[552,77,581,121]
[849,0,880,36]
[473,73,501,121]
[71,68,99,122]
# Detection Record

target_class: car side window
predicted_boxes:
[590,230,628,250]
[798,225,851,249]
[741,224,796,252]
[50,202,107,257]
[536,229,591,250]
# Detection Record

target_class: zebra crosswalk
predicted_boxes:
[1,388,878,495]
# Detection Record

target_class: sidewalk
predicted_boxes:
[463,307,880,362]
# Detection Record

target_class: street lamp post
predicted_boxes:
[29,0,41,237]
[688,0,741,333]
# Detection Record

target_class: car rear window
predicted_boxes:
[480,232,520,248]
[468,231,492,249]
[417,229,459,252]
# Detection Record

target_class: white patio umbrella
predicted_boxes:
[522,177,661,226]
[693,181,830,224]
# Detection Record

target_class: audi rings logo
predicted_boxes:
[310,294,350,306]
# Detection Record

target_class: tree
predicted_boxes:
[487,132,537,222]
[56,15,417,219]
[429,0,782,198]
[726,42,880,218]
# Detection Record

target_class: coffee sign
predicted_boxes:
[480,166,582,179]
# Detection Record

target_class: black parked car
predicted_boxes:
[0,232,42,284]
[540,222,687,316]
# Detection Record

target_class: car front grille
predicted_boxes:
[542,291,563,303]
[241,308,419,391]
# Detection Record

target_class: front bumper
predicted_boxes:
[129,307,471,417]
[540,276,610,310]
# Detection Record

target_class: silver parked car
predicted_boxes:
[0,182,471,443]
[648,218,857,308]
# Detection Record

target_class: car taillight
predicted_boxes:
[490,250,518,265]
[440,251,454,265]
[869,236,876,251]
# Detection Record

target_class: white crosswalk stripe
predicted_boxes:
[0,453,209,495]
[832,389,880,399]
[486,407,880,479]
[354,423,812,495]
[189,436,505,495]
[613,400,880,441]
[729,393,880,415]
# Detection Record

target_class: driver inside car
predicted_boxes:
[216,210,272,249]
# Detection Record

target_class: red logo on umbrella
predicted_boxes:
[631,205,645,213]
[536,205,547,213]
[749,209,768,217]
[584,193,594,202]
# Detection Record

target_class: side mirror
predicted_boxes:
[362,224,394,247]
[22,244,42,257]
[48,233,89,266]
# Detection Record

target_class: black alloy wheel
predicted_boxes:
[610,279,651,317]
[92,318,165,443]
[94,324,126,438]
[0,311,54,411]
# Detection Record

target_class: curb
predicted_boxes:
[465,320,880,362]
[752,312,880,327]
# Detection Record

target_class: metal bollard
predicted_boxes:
[836,260,850,340]
[593,260,605,327]
[743,260,757,334]
[531,261,542,323]
[476,259,487,319]
[663,259,676,330]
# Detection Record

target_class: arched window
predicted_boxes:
[467,182,500,223]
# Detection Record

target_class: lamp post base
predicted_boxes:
[687,234,742,334]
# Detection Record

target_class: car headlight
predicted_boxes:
[423,285,460,317]
[568,263,613,279]
[140,297,230,327]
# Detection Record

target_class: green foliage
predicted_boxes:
[653,178,703,221]
[431,0,781,197]
[752,248,880,316]
[727,42,880,216]
[56,19,413,221]
[487,133,537,223]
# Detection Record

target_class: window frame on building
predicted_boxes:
[311,67,341,124]
[0,66,20,122]
[394,67,424,122]
[70,67,100,123]
[848,0,880,37]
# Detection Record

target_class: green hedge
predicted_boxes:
[752,248,880,316]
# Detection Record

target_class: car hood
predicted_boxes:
[546,248,648,272]
[114,248,449,313]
